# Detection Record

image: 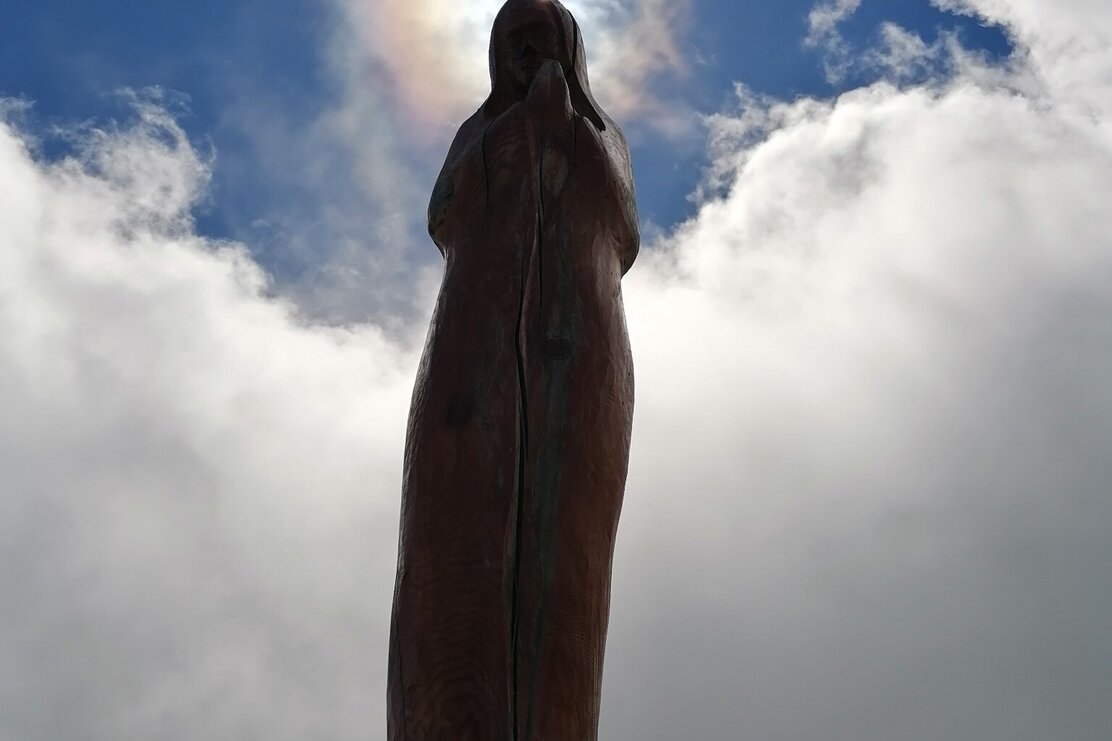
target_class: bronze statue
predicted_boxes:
[388,1,638,737]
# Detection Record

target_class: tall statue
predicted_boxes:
[388,1,639,738]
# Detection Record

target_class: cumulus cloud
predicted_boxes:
[936,0,1112,122]
[605,3,1112,737]
[3,1,1112,740]
[0,97,419,738]
[611,79,1112,741]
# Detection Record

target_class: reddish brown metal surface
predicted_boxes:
[388,2,638,738]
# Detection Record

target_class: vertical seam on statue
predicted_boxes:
[508,146,538,741]
[524,123,547,741]
[392,619,408,740]
[537,154,545,322]
[509,239,529,741]
[482,120,495,209]
[480,113,516,738]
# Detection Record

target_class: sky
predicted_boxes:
[0,0,1110,739]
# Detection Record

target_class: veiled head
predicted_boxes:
[486,0,606,130]
[490,0,573,94]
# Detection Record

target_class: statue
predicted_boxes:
[388,1,638,737]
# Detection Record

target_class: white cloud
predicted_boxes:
[3,1,1112,739]
[864,23,946,80]
[0,97,419,738]
[611,70,1112,739]
[805,0,863,83]
[328,0,692,133]
[211,0,694,326]
[934,0,1112,125]
[806,0,862,42]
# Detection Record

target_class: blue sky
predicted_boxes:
[4,2,1112,739]
[1,0,1010,276]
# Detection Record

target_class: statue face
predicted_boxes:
[494,3,568,95]
[485,0,605,131]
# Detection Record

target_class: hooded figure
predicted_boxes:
[389,1,638,738]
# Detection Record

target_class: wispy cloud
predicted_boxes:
[804,0,862,82]
[806,0,862,42]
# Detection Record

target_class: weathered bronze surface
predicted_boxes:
[388,1,638,737]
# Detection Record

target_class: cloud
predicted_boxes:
[805,0,863,82]
[863,23,948,80]
[0,96,419,738]
[208,0,693,327]
[933,0,1112,120]
[806,0,862,42]
[605,3,1112,736]
[329,0,692,133]
[3,1,1112,740]
[611,84,1112,741]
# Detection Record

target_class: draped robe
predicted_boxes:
[388,3,639,738]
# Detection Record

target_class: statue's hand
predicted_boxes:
[526,59,574,123]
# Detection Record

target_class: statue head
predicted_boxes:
[486,0,607,131]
